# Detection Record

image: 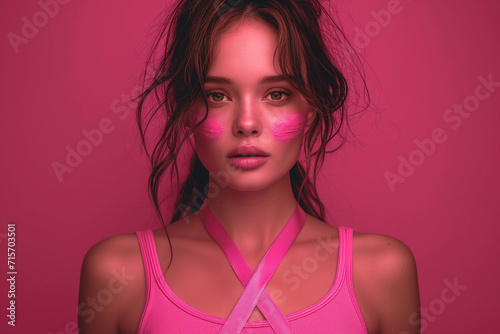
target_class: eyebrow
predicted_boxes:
[204,74,291,85]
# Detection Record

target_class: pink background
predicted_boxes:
[1,0,499,332]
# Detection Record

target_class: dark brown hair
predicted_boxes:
[134,0,369,270]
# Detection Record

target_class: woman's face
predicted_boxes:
[189,19,314,191]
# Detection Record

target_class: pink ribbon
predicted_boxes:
[199,202,305,334]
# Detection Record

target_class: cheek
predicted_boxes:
[193,116,224,139]
[271,113,307,141]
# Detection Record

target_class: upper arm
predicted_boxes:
[370,235,421,334]
[78,234,143,334]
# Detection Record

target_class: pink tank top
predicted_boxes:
[134,221,368,333]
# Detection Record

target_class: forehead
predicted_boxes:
[207,19,281,80]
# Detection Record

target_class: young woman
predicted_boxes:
[78,1,420,333]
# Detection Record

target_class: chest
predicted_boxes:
[162,238,340,321]
[119,230,379,334]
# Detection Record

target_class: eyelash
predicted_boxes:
[205,89,292,105]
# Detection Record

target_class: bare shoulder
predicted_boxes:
[352,231,421,334]
[78,233,145,334]
[83,232,143,260]
[80,233,144,283]
[353,231,417,274]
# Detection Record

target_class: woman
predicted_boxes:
[78,0,420,333]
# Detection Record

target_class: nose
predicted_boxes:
[232,99,262,137]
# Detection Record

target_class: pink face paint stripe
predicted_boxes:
[271,113,306,141]
[197,118,224,139]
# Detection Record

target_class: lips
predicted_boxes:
[227,146,270,158]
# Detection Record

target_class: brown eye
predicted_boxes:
[206,90,226,103]
[270,91,283,100]
[267,89,292,103]
[211,92,224,102]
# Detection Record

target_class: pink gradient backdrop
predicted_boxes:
[0,0,498,332]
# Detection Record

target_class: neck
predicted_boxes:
[202,173,299,254]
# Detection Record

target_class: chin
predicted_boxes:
[218,169,291,192]
[225,181,275,193]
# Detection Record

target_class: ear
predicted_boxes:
[185,110,196,130]
[305,107,316,128]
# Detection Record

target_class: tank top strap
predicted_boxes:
[337,225,367,332]
[336,226,353,286]
[135,230,156,294]
[339,226,353,287]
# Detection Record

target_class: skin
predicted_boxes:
[78,18,420,334]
